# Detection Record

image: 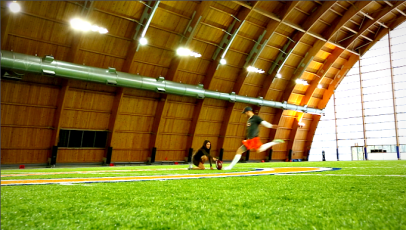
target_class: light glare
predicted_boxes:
[177,47,190,56]
[295,79,309,86]
[80,21,91,32]
[318,84,323,89]
[139,37,148,45]
[98,28,108,34]
[247,66,265,74]
[220,58,227,65]
[276,73,282,78]
[70,18,107,34]
[91,25,100,32]
[176,47,201,58]
[9,2,20,13]
[70,18,82,28]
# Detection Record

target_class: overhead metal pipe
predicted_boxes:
[1,50,324,115]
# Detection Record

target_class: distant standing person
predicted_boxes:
[224,106,284,170]
[189,140,217,170]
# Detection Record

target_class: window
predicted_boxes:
[58,129,108,148]
[310,22,406,161]
[367,145,396,153]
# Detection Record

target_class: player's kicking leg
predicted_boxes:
[257,139,285,153]
[223,145,247,170]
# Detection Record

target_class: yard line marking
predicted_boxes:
[1,167,338,186]
[277,174,406,177]
[342,167,399,169]
[1,168,188,177]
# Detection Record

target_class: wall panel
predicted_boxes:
[57,149,105,163]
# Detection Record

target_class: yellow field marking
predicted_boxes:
[1,167,335,186]
[1,168,187,177]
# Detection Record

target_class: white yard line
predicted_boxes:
[341,167,401,168]
[277,174,406,177]
[1,168,187,177]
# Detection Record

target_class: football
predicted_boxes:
[216,160,223,170]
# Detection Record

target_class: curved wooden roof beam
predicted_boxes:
[146,1,211,161]
[298,2,405,125]
[300,47,344,107]
[255,1,340,160]
[187,2,256,160]
[268,1,393,160]
[284,2,380,157]
[301,2,406,154]
[66,1,135,163]
[319,2,406,111]
[323,1,372,54]
[300,52,360,157]
[50,1,90,162]
[359,12,406,56]
[1,7,13,49]
[196,2,303,160]
[263,39,324,160]
[339,1,405,51]
[67,1,94,64]
[261,0,400,160]
[255,0,336,103]
[212,2,304,160]
[122,1,160,73]
[165,2,212,82]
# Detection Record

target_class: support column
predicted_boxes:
[333,92,339,161]
[49,79,70,165]
[305,114,321,161]
[358,60,368,160]
[105,87,124,164]
[388,30,400,160]
[150,1,212,162]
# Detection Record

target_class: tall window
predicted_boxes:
[310,22,406,161]
[391,23,406,155]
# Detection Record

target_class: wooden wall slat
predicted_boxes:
[2,1,404,165]
[1,150,49,164]
[1,8,12,49]
[57,149,105,163]
[1,80,60,164]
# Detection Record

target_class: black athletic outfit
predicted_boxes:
[192,141,214,167]
[246,115,263,139]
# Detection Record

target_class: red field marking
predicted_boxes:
[1,167,337,186]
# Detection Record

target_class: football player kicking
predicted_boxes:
[223,106,284,170]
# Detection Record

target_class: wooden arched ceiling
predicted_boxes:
[1,1,406,162]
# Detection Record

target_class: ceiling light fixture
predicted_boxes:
[98,28,108,34]
[70,18,108,34]
[91,25,100,32]
[9,1,21,13]
[176,47,201,58]
[177,47,190,56]
[247,66,265,74]
[295,79,309,86]
[139,37,148,45]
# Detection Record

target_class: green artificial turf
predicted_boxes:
[2,161,406,229]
